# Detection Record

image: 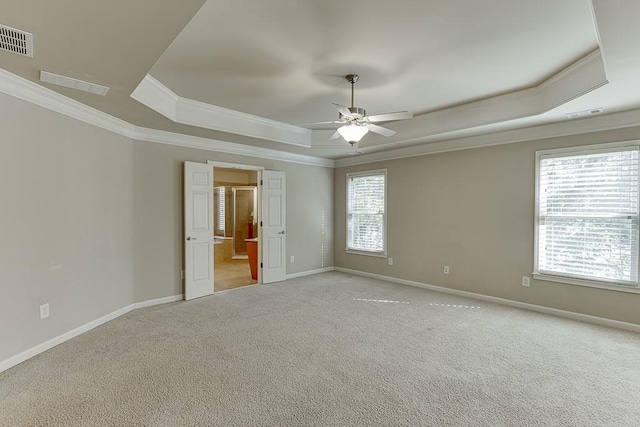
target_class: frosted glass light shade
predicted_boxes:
[337,124,368,143]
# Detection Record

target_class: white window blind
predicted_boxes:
[347,170,386,254]
[536,145,639,286]
[217,186,225,232]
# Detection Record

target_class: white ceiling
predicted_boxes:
[150,0,597,124]
[3,0,640,161]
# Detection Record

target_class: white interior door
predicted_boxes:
[184,161,214,300]
[261,170,286,283]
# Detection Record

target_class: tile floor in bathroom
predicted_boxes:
[214,258,257,292]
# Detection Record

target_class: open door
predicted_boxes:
[261,170,286,283]
[184,161,214,300]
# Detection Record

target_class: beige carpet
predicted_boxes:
[1,272,639,426]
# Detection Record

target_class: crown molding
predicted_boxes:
[2,64,635,171]
[0,68,136,138]
[130,74,179,121]
[334,108,640,167]
[0,68,332,168]
[132,74,312,147]
[538,49,608,111]
[134,127,334,168]
[328,49,608,151]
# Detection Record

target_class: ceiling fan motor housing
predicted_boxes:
[340,107,366,120]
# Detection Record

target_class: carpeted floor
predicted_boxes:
[1,272,639,426]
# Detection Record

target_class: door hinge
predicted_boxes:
[260,262,263,268]
[260,179,263,185]
[260,221,263,227]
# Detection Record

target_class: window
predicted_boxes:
[534,143,639,290]
[215,186,225,234]
[346,170,386,255]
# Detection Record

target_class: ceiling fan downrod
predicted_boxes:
[343,74,366,119]
[346,74,359,108]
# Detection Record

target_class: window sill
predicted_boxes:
[346,249,387,258]
[532,273,640,294]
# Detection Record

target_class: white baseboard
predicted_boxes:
[286,267,335,280]
[133,294,183,309]
[0,294,183,374]
[335,267,640,333]
[0,305,133,374]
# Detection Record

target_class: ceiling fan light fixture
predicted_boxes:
[337,124,368,145]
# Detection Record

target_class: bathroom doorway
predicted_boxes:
[213,167,259,291]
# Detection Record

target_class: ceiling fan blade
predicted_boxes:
[329,130,341,139]
[366,123,396,137]
[293,120,343,129]
[366,111,413,123]
[332,103,354,119]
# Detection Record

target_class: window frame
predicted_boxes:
[345,169,388,258]
[533,141,640,294]
[216,186,226,234]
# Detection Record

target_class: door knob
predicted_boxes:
[187,236,197,241]
[278,230,286,235]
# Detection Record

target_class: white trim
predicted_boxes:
[3,62,640,171]
[0,305,132,374]
[132,294,184,309]
[0,68,135,138]
[335,108,640,167]
[536,140,640,157]
[533,141,640,290]
[207,161,265,171]
[177,97,311,147]
[332,49,607,163]
[133,50,604,151]
[207,160,264,172]
[130,74,178,121]
[532,273,640,294]
[286,266,335,280]
[346,169,388,256]
[334,267,640,333]
[132,74,312,147]
[345,250,388,258]
[0,294,183,374]
[537,49,608,111]
[134,127,333,168]
[0,69,332,168]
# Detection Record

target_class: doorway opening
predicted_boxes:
[213,167,259,292]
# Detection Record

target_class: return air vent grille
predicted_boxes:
[0,24,33,57]
[40,71,110,96]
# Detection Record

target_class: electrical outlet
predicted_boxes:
[388,257,393,265]
[290,256,295,263]
[40,303,49,319]
[444,265,449,275]
[522,276,530,287]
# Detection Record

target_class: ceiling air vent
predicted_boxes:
[40,70,110,96]
[0,24,33,58]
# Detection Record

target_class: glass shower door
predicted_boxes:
[232,187,257,258]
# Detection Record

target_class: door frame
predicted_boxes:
[207,161,264,284]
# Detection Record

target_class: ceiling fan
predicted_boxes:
[297,74,413,146]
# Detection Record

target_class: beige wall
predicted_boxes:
[4,79,637,367]
[133,141,334,302]
[335,128,640,325]
[0,93,135,361]
[0,92,333,364]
